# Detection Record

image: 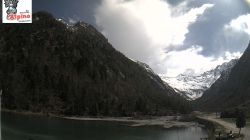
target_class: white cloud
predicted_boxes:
[222,14,250,56]
[158,46,242,76]
[224,14,250,35]
[95,0,218,76]
[117,0,214,46]
[68,17,77,24]
[68,15,81,24]
[224,51,242,60]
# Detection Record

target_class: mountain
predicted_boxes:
[195,42,250,112]
[0,12,190,116]
[137,61,177,92]
[160,59,238,100]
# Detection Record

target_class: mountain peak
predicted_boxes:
[161,59,238,100]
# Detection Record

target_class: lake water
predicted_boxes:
[1,112,209,140]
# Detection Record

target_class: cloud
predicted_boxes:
[95,0,214,46]
[158,46,242,76]
[220,14,250,54]
[224,14,250,35]
[68,15,81,24]
[68,17,77,24]
[95,0,219,76]
[182,0,249,57]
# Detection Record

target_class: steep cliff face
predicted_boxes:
[195,42,250,111]
[0,12,190,116]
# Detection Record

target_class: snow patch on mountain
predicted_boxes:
[57,18,92,32]
[160,59,238,100]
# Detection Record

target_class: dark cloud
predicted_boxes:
[166,0,184,6]
[33,0,101,26]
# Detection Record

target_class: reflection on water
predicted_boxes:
[2,112,208,140]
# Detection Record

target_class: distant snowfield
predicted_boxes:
[160,59,238,100]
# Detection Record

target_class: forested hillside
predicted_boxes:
[0,12,190,116]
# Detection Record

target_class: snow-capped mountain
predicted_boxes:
[160,59,238,100]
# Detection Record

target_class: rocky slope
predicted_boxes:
[161,59,238,100]
[195,42,250,112]
[0,12,190,116]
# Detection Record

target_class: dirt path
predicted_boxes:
[198,114,237,132]
[198,113,250,139]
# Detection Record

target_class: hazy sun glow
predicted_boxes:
[246,0,250,5]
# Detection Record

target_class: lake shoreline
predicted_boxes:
[61,116,200,129]
[1,109,200,129]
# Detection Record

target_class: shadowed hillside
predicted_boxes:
[0,12,190,116]
[195,42,250,114]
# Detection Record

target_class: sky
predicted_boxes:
[32,0,250,76]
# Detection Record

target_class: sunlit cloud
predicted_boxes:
[224,14,250,35]
[159,46,242,76]
[95,0,235,77]
[245,0,250,6]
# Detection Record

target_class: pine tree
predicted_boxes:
[236,111,246,136]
